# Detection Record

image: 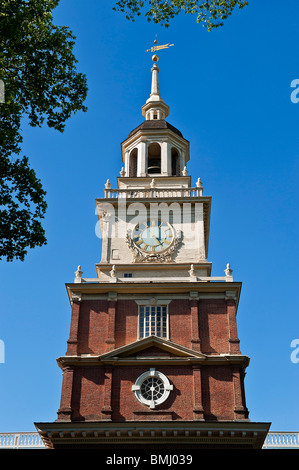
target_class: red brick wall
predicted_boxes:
[64,363,242,422]
[71,367,105,421]
[114,300,138,348]
[169,300,192,348]
[201,366,235,421]
[199,299,230,354]
[111,365,194,421]
[70,297,237,355]
[77,300,109,355]
[60,296,244,423]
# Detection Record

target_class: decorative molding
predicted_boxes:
[107,291,118,301]
[225,290,237,300]
[189,290,199,300]
[71,292,82,303]
[134,298,172,306]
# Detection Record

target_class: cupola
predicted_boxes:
[120,52,189,183]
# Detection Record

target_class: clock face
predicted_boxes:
[132,220,174,253]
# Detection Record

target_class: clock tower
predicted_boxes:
[35,49,270,449]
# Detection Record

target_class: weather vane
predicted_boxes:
[146,37,174,62]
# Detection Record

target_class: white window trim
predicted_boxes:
[135,299,171,340]
[132,368,173,409]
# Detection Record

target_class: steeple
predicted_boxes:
[120,45,189,179]
[142,54,169,121]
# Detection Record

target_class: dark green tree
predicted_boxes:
[113,0,249,30]
[0,0,87,261]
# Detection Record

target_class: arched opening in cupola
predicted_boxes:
[129,148,138,177]
[171,147,180,176]
[147,143,161,174]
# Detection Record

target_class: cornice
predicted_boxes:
[56,353,250,370]
[35,420,271,450]
[65,280,242,307]
[96,262,213,271]
[117,175,192,185]
[95,194,211,204]
[120,127,190,150]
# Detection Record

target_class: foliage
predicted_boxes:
[0,156,47,262]
[0,0,88,261]
[113,0,249,30]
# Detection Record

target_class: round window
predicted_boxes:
[141,376,165,401]
[132,368,173,409]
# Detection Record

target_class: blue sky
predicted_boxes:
[0,0,299,433]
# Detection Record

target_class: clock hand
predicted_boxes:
[151,233,163,245]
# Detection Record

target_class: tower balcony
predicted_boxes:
[104,185,203,199]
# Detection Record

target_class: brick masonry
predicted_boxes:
[57,296,249,422]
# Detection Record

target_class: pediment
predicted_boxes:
[99,336,206,360]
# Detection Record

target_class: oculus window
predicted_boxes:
[132,368,173,409]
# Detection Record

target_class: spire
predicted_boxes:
[142,39,173,121]
[150,57,160,97]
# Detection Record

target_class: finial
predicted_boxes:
[196,177,202,188]
[110,265,117,279]
[224,263,233,281]
[75,265,83,283]
[189,264,196,278]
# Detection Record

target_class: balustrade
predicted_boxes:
[104,187,203,199]
[0,432,45,449]
[263,432,299,449]
[1,431,298,449]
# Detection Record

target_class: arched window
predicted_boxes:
[171,147,180,176]
[129,148,138,177]
[147,143,161,174]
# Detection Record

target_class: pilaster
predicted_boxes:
[226,292,240,354]
[106,292,117,351]
[56,366,74,421]
[192,365,205,420]
[232,366,249,420]
[189,292,201,351]
[66,299,81,355]
[101,366,113,421]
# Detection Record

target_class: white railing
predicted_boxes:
[263,432,299,449]
[75,275,234,284]
[0,432,45,449]
[0,431,298,449]
[104,187,203,199]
